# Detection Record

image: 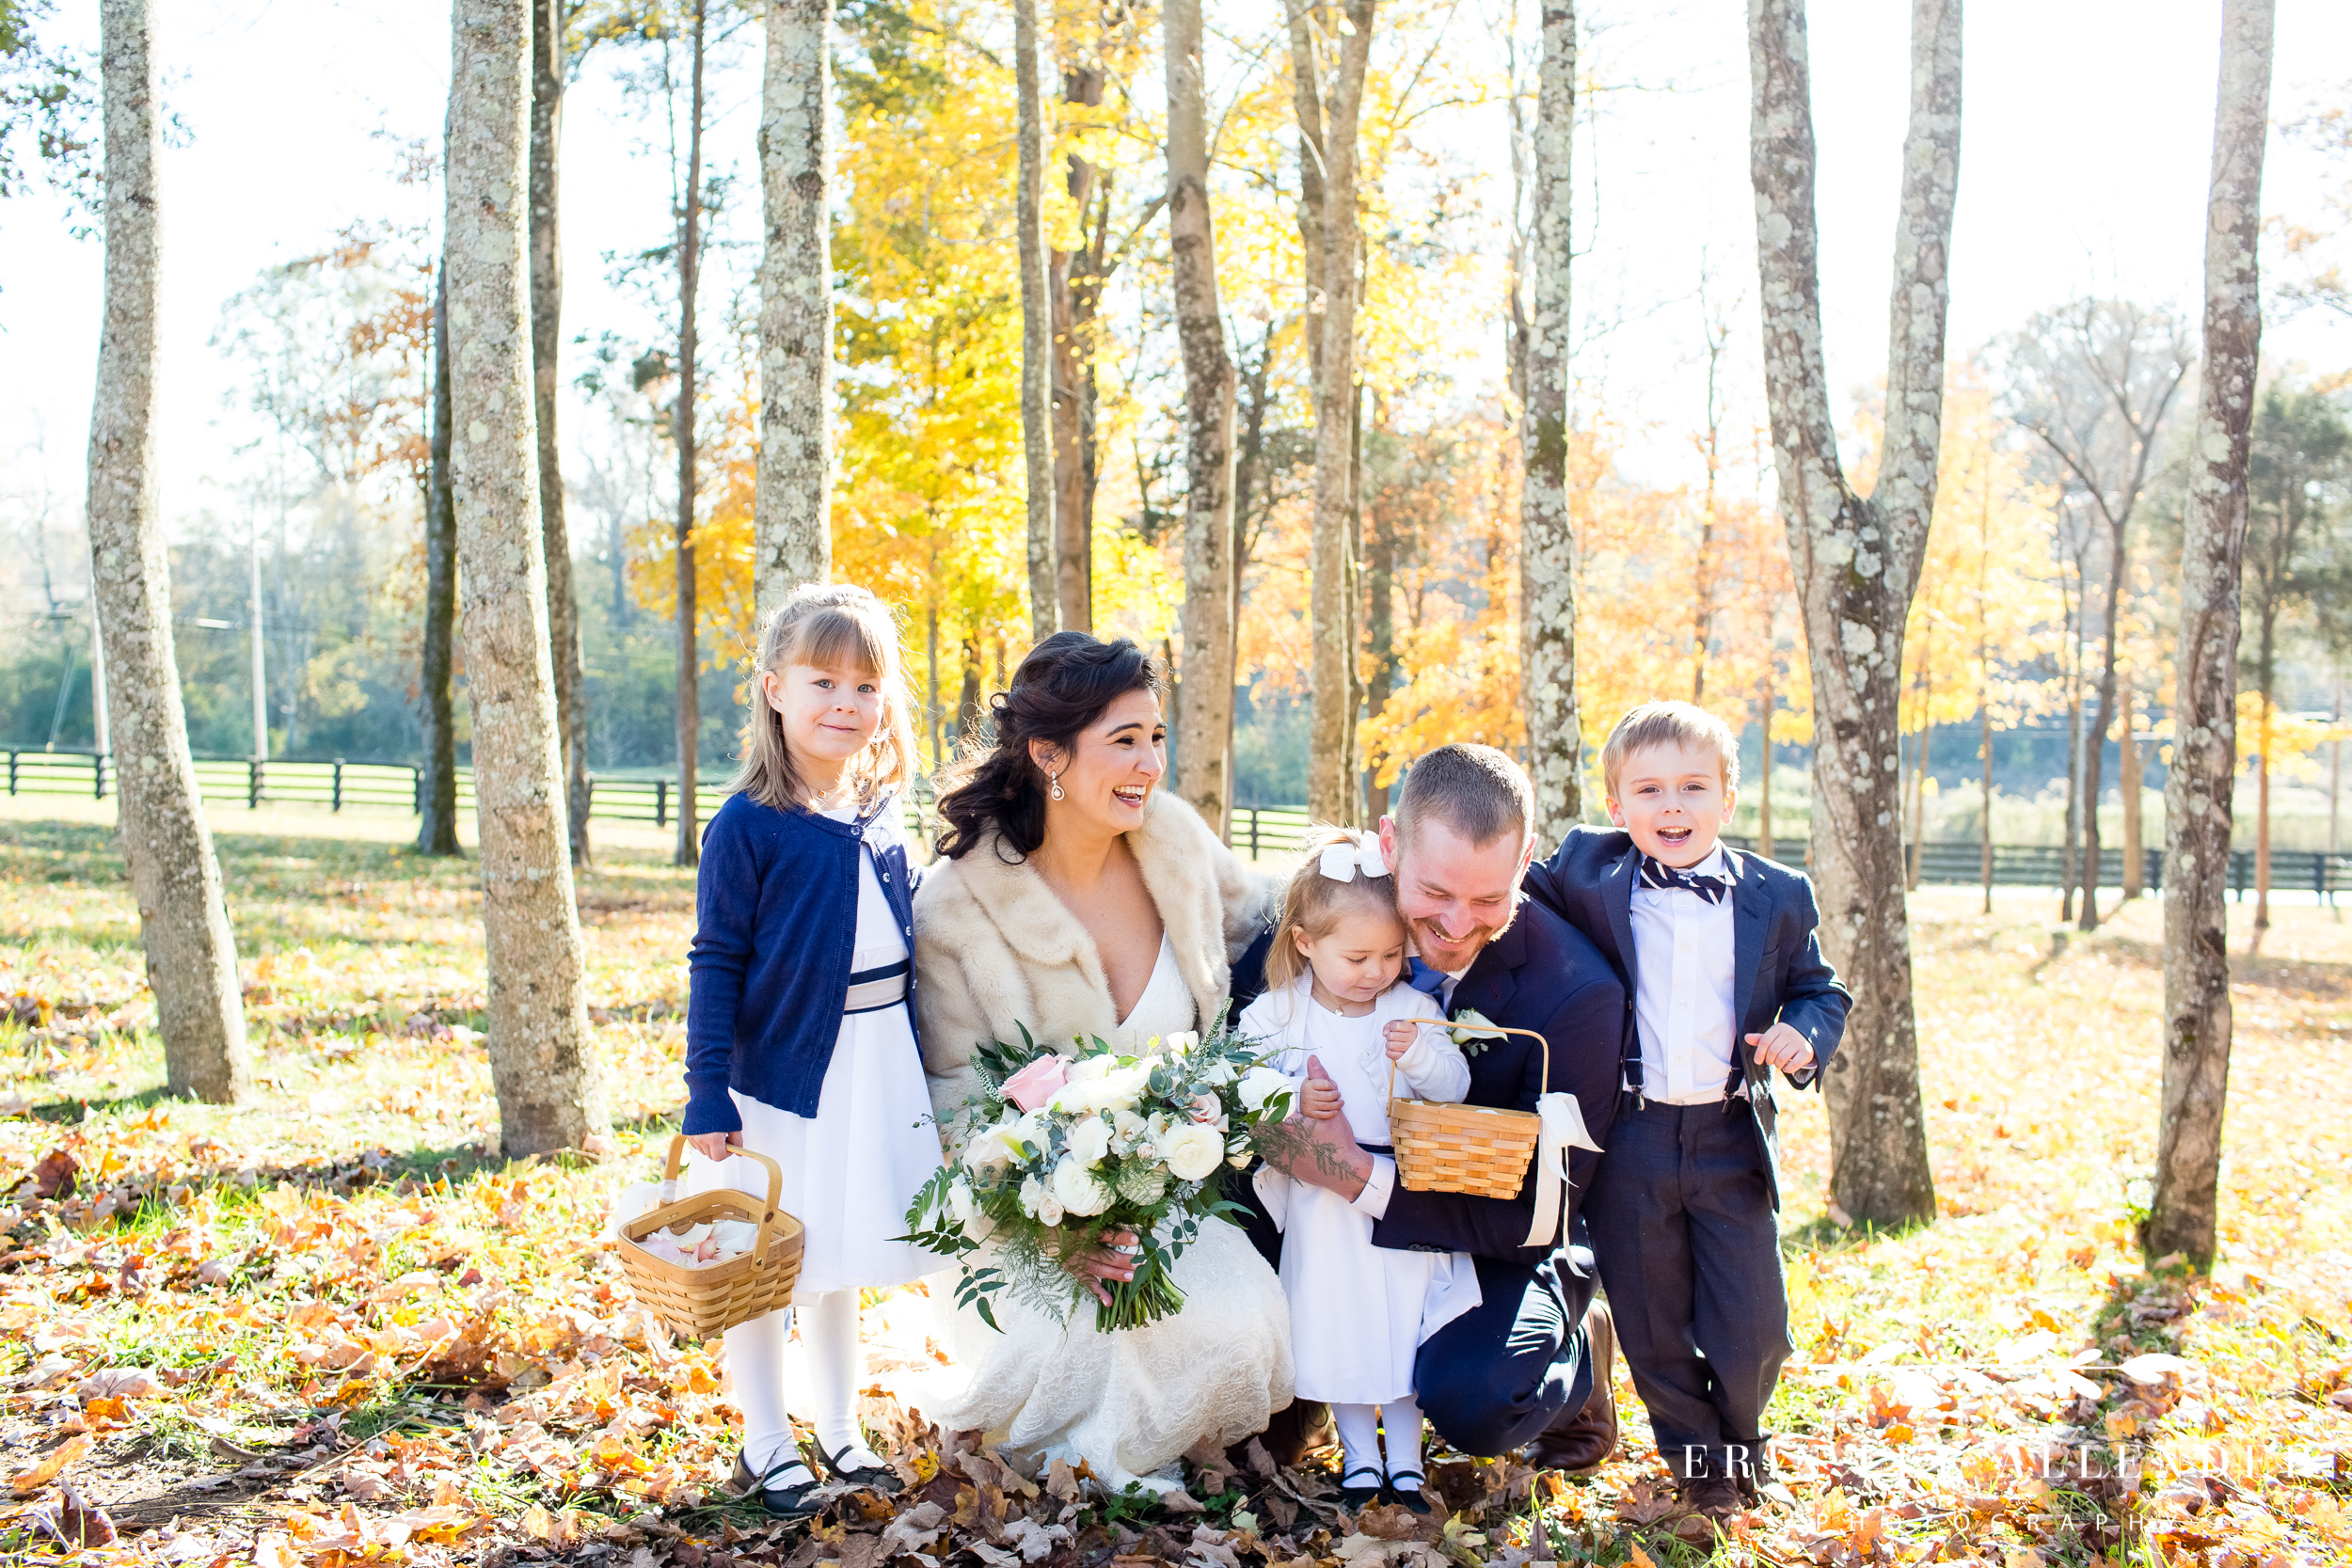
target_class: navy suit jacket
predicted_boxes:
[1369,896,1626,1268]
[1523,826,1851,1208]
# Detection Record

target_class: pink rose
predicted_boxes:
[1188,1093,1222,1125]
[1001,1054,1073,1112]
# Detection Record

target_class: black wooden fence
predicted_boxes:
[8,752,2344,900]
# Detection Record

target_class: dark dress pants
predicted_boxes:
[1234,1166,1597,1461]
[1586,1096,1790,1483]
[1412,1233,1597,1458]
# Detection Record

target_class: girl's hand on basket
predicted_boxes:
[1061,1228,1139,1306]
[686,1131,741,1164]
[1383,1020,1422,1062]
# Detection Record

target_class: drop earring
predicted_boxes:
[1049,768,1065,802]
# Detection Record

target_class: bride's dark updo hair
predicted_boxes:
[934,632,1164,862]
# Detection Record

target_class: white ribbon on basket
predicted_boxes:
[1521,1091,1604,1252]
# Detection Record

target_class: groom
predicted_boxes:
[1257,744,1628,1471]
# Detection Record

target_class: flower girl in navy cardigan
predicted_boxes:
[681,584,944,1515]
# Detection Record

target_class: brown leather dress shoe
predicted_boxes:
[1525,1301,1618,1474]
[1235,1399,1332,1471]
[1677,1474,1746,1521]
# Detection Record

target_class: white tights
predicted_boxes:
[1331,1397,1425,1482]
[724,1288,882,1477]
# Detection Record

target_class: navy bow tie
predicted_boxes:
[1406,957,1450,995]
[1638,852,1729,905]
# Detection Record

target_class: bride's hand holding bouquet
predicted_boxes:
[902,1010,1294,1332]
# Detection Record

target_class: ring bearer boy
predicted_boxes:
[1524,701,1851,1519]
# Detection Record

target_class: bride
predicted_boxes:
[913,632,1292,1490]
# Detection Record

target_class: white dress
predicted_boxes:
[1238,976,1481,1405]
[936,934,1296,1491]
[686,812,946,1293]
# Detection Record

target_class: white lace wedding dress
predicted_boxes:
[934,935,1295,1491]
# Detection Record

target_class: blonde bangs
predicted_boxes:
[730,584,920,814]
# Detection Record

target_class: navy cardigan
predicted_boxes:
[682,790,920,1134]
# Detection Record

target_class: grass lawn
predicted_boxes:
[1,796,2347,1566]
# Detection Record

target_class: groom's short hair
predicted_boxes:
[1394,744,1534,849]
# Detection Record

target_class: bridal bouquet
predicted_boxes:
[903,1011,1295,1332]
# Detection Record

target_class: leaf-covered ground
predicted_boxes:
[2,799,2348,1566]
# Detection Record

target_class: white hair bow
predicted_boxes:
[1317,832,1389,883]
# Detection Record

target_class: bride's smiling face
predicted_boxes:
[1029,689,1168,836]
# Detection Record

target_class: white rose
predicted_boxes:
[1112,1110,1148,1147]
[1066,1115,1113,1167]
[1237,1066,1293,1114]
[1018,1173,1047,1218]
[1157,1122,1225,1182]
[963,1123,1017,1174]
[1051,1158,1113,1217]
[1036,1192,1066,1226]
[1067,1053,1114,1083]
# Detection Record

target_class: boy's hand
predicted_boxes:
[1300,1055,1345,1120]
[1744,1022,1814,1074]
[1382,1020,1422,1061]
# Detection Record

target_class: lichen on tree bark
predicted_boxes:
[755,0,834,608]
[444,0,609,1157]
[1747,0,1959,1227]
[1519,0,1581,847]
[1164,0,1236,838]
[85,0,252,1106]
[2147,0,2274,1272]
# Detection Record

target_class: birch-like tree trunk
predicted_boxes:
[1748,0,1960,1227]
[85,0,252,1106]
[1163,0,1235,838]
[755,0,834,607]
[1014,0,1057,643]
[1051,68,1107,634]
[1520,0,1581,847]
[675,0,708,869]
[445,0,609,1156]
[418,261,462,857]
[1304,0,1373,826]
[2149,0,2273,1270]
[531,0,590,869]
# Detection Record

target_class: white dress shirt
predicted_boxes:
[1629,844,1740,1104]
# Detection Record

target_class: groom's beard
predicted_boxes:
[1407,904,1516,974]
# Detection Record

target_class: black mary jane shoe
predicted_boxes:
[1383,1471,1433,1515]
[733,1449,820,1516]
[818,1441,903,1495]
[1338,1466,1386,1511]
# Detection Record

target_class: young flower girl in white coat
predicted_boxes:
[1238,828,1480,1513]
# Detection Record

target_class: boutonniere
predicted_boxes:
[1449,1007,1506,1056]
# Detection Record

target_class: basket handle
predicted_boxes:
[1389,1021,1550,1102]
[661,1132,787,1271]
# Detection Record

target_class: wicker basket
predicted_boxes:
[1389,1024,1551,1198]
[614,1135,804,1338]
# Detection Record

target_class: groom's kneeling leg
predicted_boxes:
[1414,1257,1588,1458]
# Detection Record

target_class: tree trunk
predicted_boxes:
[1521,0,1581,846]
[2120,679,2143,898]
[1303,0,1372,826]
[2059,662,2081,921]
[444,0,608,1155]
[531,0,590,870]
[418,261,462,857]
[1014,0,1057,643]
[1051,69,1106,634]
[675,0,707,869]
[1758,668,1774,860]
[84,0,252,1106]
[755,0,834,606]
[1907,653,1931,893]
[1226,325,1278,789]
[1164,0,1237,839]
[1364,439,1396,823]
[2254,669,2273,933]
[1747,0,1957,1228]
[2078,513,2129,928]
[2148,0,2272,1271]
